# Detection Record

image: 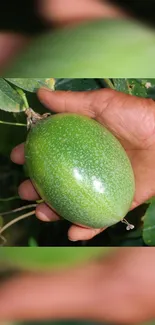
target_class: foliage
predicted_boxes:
[0,78,155,250]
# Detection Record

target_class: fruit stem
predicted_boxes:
[16,87,29,109]
[121,218,135,231]
[0,204,37,216]
[0,210,35,236]
[25,108,51,130]
[0,120,26,127]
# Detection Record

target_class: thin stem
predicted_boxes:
[0,204,37,216]
[0,120,26,127]
[0,210,35,235]
[16,88,29,109]
[104,79,115,90]
[0,235,7,246]
[0,196,20,202]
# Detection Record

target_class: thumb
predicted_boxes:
[37,87,117,118]
[38,87,155,149]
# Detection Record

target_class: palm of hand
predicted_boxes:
[11,88,155,240]
[96,90,155,209]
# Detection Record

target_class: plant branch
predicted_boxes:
[0,196,20,202]
[0,120,26,127]
[16,87,29,109]
[104,79,115,90]
[0,204,37,216]
[0,210,35,236]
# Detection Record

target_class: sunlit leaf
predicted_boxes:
[0,79,26,112]
[5,78,55,93]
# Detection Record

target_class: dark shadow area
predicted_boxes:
[109,0,155,27]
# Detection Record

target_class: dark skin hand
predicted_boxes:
[11,88,155,241]
[0,248,155,324]
[0,0,125,72]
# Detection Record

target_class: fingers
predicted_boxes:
[0,33,29,72]
[38,0,126,26]
[0,260,100,322]
[68,224,105,241]
[10,143,25,165]
[36,202,60,221]
[18,180,60,221]
[17,177,104,240]
[38,87,155,149]
[1,248,155,324]
[18,180,40,201]
[38,88,97,117]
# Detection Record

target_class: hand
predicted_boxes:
[0,248,155,324]
[0,0,125,73]
[11,88,155,241]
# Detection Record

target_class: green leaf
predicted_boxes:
[112,79,130,94]
[113,79,155,99]
[4,20,155,77]
[55,78,101,91]
[28,237,38,247]
[113,79,148,97]
[143,201,155,246]
[0,79,26,112]
[127,79,153,97]
[138,79,155,99]
[5,78,55,93]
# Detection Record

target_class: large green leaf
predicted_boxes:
[112,79,130,94]
[113,79,155,99]
[143,202,155,246]
[55,78,101,91]
[138,79,155,99]
[0,79,26,112]
[5,78,55,93]
[0,247,111,270]
[4,20,155,77]
[113,79,147,97]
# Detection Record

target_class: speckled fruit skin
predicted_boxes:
[25,113,135,228]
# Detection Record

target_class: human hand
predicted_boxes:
[0,248,155,324]
[0,0,124,73]
[11,88,155,241]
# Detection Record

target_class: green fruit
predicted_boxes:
[25,113,135,229]
[4,19,155,77]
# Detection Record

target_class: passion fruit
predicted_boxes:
[25,113,135,229]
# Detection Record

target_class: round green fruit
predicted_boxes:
[25,113,135,229]
[4,19,155,77]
